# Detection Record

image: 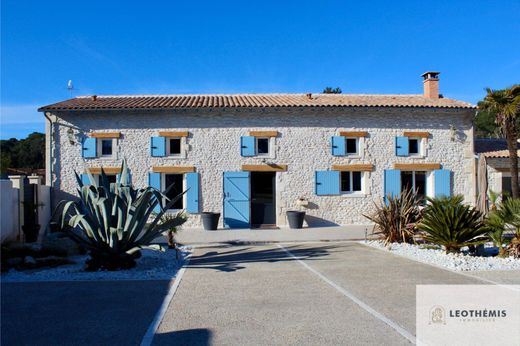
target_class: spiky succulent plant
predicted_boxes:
[417,196,487,254]
[58,160,188,270]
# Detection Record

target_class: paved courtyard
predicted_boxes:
[2,242,519,345]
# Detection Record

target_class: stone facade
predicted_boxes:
[46,107,476,228]
[485,157,520,200]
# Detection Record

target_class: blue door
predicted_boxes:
[223,172,250,228]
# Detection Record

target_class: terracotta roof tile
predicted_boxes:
[483,149,520,158]
[38,93,475,112]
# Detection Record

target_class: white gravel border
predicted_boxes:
[1,246,191,282]
[362,241,520,271]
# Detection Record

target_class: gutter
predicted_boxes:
[43,111,53,209]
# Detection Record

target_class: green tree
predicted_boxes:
[323,87,342,94]
[0,132,45,171]
[479,85,520,198]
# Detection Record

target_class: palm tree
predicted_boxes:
[479,85,520,198]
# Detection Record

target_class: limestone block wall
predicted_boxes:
[48,107,475,227]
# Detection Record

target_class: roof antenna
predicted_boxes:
[67,80,75,98]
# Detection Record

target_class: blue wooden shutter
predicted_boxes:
[331,136,346,156]
[186,172,200,213]
[384,169,401,201]
[240,136,256,157]
[82,138,97,158]
[434,169,451,197]
[151,137,166,157]
[80,173,91,185]
[395,136,409,156]
[148,172,161,213]
[315,171,340,195]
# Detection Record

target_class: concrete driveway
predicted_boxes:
[2,242,519,345]
[153,242,520,345]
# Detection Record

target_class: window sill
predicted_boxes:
[340,193,366,198]
[162,156,187,160]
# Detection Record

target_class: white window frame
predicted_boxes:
[340,171,366,196]
[408,137,426,157]
[254,137,276,159]
[402,171,434,198]
[161,173,186,211]
[345,137,361,156]
[255,137,271,157]
[166,137,185,158]
[97,138,116,158]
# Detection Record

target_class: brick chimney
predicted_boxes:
[421,71,440,99]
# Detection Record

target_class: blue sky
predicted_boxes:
[1,0,519,139]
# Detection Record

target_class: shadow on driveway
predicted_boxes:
[187,243,343,272]
[1,280,171,346]
[153,328,212,346]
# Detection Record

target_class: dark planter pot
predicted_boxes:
[22,224,41,243]
[287,211,305,229]
[201,212,220,231]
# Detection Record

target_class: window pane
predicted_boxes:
[401,171,414,193]
[409,139,419,154]
[169,138,181,155]
[502,177,512,199]
[415,171,426,199]
[257,138,269,154]
[165,174,183,209]
[352,171,362,191]
[346,138,357,154]
[341,172,351,192]
[101,140,112,156]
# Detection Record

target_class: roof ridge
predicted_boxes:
[75,93,430,98]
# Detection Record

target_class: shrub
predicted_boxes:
[485,198,520,258]
[58,160,188,271]
[364,189,421,245]
[417,196,486,254]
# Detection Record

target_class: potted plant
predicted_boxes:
[201,212,220,230]
[286,198,307,229]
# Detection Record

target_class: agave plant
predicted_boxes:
[485,198,520,258]
[58,160,188,270]
[417,196,486,254]
[364,188,421,245]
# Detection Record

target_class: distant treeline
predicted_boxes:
[1,132,45,174]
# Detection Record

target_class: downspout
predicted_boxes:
[43,111,53,210]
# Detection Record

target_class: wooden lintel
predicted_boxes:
[249,131,278,137]
[241,164,287,172]
[403,131,430,138]
[332,164,374,172]
[339,131,368,137]
[86,167,120,174]
[89,132,121,139]
[152,166,196,174]
[394,163,441,170]
[158,131,189,137]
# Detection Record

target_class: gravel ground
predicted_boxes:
[363,241,520,271]
[1,246,189,282]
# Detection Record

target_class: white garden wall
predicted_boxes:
[48,107,475,228]
[1,180,20,242]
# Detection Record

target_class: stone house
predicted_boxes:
[475,138,520,205]
[39,72,476,228]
